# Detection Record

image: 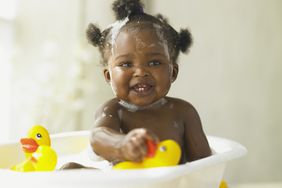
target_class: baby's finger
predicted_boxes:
[121,145,141,162]
[143,129,159,144]
[127,146,144,162]
[130,136,147,157]
[131,152,144,162]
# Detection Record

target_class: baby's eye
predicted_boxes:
[119,62,132,67]
[148,60,161,67]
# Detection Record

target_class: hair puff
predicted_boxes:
[86,23,102,47]
[155,14,168,24]
[178,29,193,53]
[112,0,144,20]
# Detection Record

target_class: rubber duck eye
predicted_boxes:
[36,133,42,139]
[160,146,167,152]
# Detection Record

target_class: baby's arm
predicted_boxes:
[90,100,158,162]
[182,102,211,161]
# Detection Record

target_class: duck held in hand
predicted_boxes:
[113,139,181,169]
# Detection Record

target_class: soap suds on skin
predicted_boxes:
[119,98,167,112]
[107,17,129,56]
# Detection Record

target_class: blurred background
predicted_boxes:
[0,0,281,186]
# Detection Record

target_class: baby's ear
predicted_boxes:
[171,63,179,82]
[103,69,111,83]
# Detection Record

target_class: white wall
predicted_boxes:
[0,0,17,142]
[0,22,12,143]
[150,0,282,184]
[10,0,89,138]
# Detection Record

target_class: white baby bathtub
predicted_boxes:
[0,131,247,188]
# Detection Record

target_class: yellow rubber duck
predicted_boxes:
[219,180,228,188]
[11,125,57,172]
[113,139,181,169]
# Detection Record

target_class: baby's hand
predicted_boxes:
[118,128,159,162]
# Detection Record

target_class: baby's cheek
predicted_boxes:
[109,70,123,95]
[110,81,118,96]
[111,80,130,99]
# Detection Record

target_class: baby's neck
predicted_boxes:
[119,98,167,112]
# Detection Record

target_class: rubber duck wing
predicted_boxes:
[33,146,57,171]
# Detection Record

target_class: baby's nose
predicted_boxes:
[133,65,150,77]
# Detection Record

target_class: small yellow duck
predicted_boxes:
[113,139,181,169]
[219,180,229,188]
[11,125,57,172]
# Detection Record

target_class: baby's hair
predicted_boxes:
[86,0,192,66]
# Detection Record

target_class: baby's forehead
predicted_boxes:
[115,27,169,55]
[117,23,169,48]
[103,20,171,64]
[118,28,163,43]
[121,22,163,36]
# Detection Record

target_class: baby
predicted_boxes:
[60,0,211,169]
[85,0,211,165]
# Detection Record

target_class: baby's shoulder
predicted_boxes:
[94,98,121,117]
[165,97,198,114]
[166,97,194,108]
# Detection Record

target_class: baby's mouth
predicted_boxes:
[132,83,153,94]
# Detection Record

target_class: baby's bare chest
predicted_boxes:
[118,109,185,143]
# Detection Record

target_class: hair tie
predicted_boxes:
[138,6,144,14]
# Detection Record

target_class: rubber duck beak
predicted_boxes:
[146,140,157,158]
[20,138,39,153]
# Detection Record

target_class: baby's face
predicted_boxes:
[104,28,178,106]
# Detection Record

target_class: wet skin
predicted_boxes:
[90,27,211,164]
